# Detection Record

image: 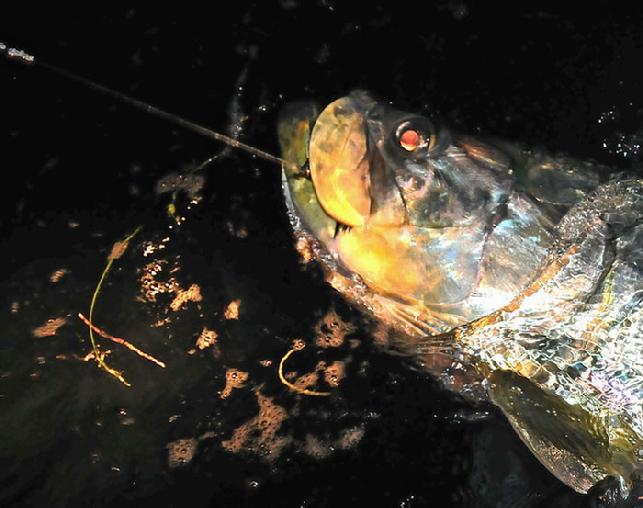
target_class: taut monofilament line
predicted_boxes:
[0,41,301,174]
[1,40,307,387]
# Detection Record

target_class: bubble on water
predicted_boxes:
[279,0,299,10]
[448,1,469,20]
[322,360,346,388]
[314,309,354,348]
[130,50,143,67]
[49,268,69,283]
[42,157,58,172]
[247,479,260,489]
[225,220,249,239]
[169,284,202,312]
[314,44,330,65]
[155,172,205,199]
[221,391,290,460]
[292,371,319,391]
[303,434,331,459]
[224,299,241,320]
[138,260,180,302]
[219,369,249,399]
[318,0,335,11]
[597,109,617,124]
[195,327,219,351]
[294,236,315,263]
[32,316,68,338]
[601,130,643,160]
[335,425,365,450]
[399,494,417,508]
[118,409,135,426]
[167,438,198,468]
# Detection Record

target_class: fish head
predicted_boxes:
[279,95,643,497]
[278,92,552,333]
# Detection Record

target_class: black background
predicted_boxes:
[1,3,643,507]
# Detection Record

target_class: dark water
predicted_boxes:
[1,3,643,507]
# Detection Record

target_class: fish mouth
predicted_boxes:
[277,99,338,249]
[277,100,319,175]
[279,93,390,230]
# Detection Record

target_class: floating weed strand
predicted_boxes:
[278,348,331,397]
[87,226,142,386]
[78,313,166,368]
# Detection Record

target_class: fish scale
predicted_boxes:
[452,180,643,491]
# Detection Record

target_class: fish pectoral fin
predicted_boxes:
[487,370,613,494]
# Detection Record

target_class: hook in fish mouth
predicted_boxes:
[291,159,312,180]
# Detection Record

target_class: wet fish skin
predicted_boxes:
[278,92,642,495]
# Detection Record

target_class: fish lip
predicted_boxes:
[277,99,319,173]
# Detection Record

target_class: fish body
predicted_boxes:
[278,92,643,493]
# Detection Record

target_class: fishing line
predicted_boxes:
[0,41,301,174]
[1,41,309,386]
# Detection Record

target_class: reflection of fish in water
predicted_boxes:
[277,93,643,495]
[5,44,642,498]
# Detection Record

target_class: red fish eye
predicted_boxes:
[399,129,420,151]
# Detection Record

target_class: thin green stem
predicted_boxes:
[86,226,142,386]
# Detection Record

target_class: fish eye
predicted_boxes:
[399,129,421,151]
[394,120,434,153]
